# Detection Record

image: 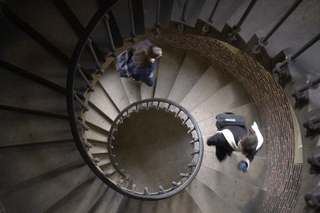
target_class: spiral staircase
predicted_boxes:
[1,0,320,212]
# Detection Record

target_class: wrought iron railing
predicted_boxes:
[106,98,203,198]
[66,0,203,200]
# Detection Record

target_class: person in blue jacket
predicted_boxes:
[117,40,162,87]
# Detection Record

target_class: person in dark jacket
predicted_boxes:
[117,40,162,87]
[207,115,263,171]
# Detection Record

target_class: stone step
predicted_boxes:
[0,70,67,114]
[180,62,233,111]
[89,81,119,121]
[45,176,108,213]
[0,17,68,87]
[168,50,211,103]
[99,62,130,111]
[198,102,260,136]
[2,0,79,57]
[85,123,109,142]
[186,177,241,213]
[0,110,72,147]
[86,103,112,132]
[116,189,203,213]
[191,80,249,123]
[0,141,81,191]
[154,45,186,99]
[88,187,123,213]
[0,160,91,213]
[196,165,266,213]
[202,150,268,189]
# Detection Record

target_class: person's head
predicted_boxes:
[240,128,258,156]
[146,45,162,59]
[134,42,162,68]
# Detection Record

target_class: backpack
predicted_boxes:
[117,48,134,77]
[215,112,247,130]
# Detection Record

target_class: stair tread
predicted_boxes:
[3,0,79,56]
[86,104,112,131]
[85,123,109,142]
[180,62,233,111]
[0,70,67,114]
[196,165,266,213]
[116,189,203,213]
[168,51,211,103]
[0,18,68,87]
[89,82,119,121]
[99,63,130,111]
[48,177,108,213]
[202,150,268,189]
[120,78,141,104]
[191,80,249,123]
[154,45,186,99]
[187,177,241,213]
[0,110,72,147]
[0,141,81,191]
[89,187,123,213]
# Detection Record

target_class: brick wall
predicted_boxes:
[151,34,303,213]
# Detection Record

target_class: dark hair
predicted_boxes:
[134,42,162,68]
[241,128,258,155]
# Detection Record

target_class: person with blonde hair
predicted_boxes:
[117,40,162,87]
[207,113,264,172]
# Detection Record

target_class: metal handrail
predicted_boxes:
[107,98,204,199]
[67,0,128,198]
[273,32,320,76]
[252,0,303,55]
[66,0,203,200]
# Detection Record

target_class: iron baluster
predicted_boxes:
[153,0,161,35]
[176,0,189,34]
[86,38,104,74]
[144,187,150,196]
[158,185,165,194]
[228,0,257,43]
[252,0,303,55]
[303,116,320,137]
[103,14,117,57]
[76,64,95,92]
[273,32,320,76]
[77,117,89,131]
[73,90,89,111]
[128,0,137,43]
[291,76,320,102]
[202,0,221,35]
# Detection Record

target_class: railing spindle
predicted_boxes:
[202,0,221,35]
[86,38,104,74]
[252,0,303,55]
[103,14,117,56]
[228,0,257,43]
[273,32,320,76]
[76,64,95,92]
[127,0,137,43]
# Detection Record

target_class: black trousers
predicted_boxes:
[207,134,234,162]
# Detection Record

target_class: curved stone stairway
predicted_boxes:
[1,0,317,212]
[83,40,268,212]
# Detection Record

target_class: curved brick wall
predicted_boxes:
[151,34,303,213]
